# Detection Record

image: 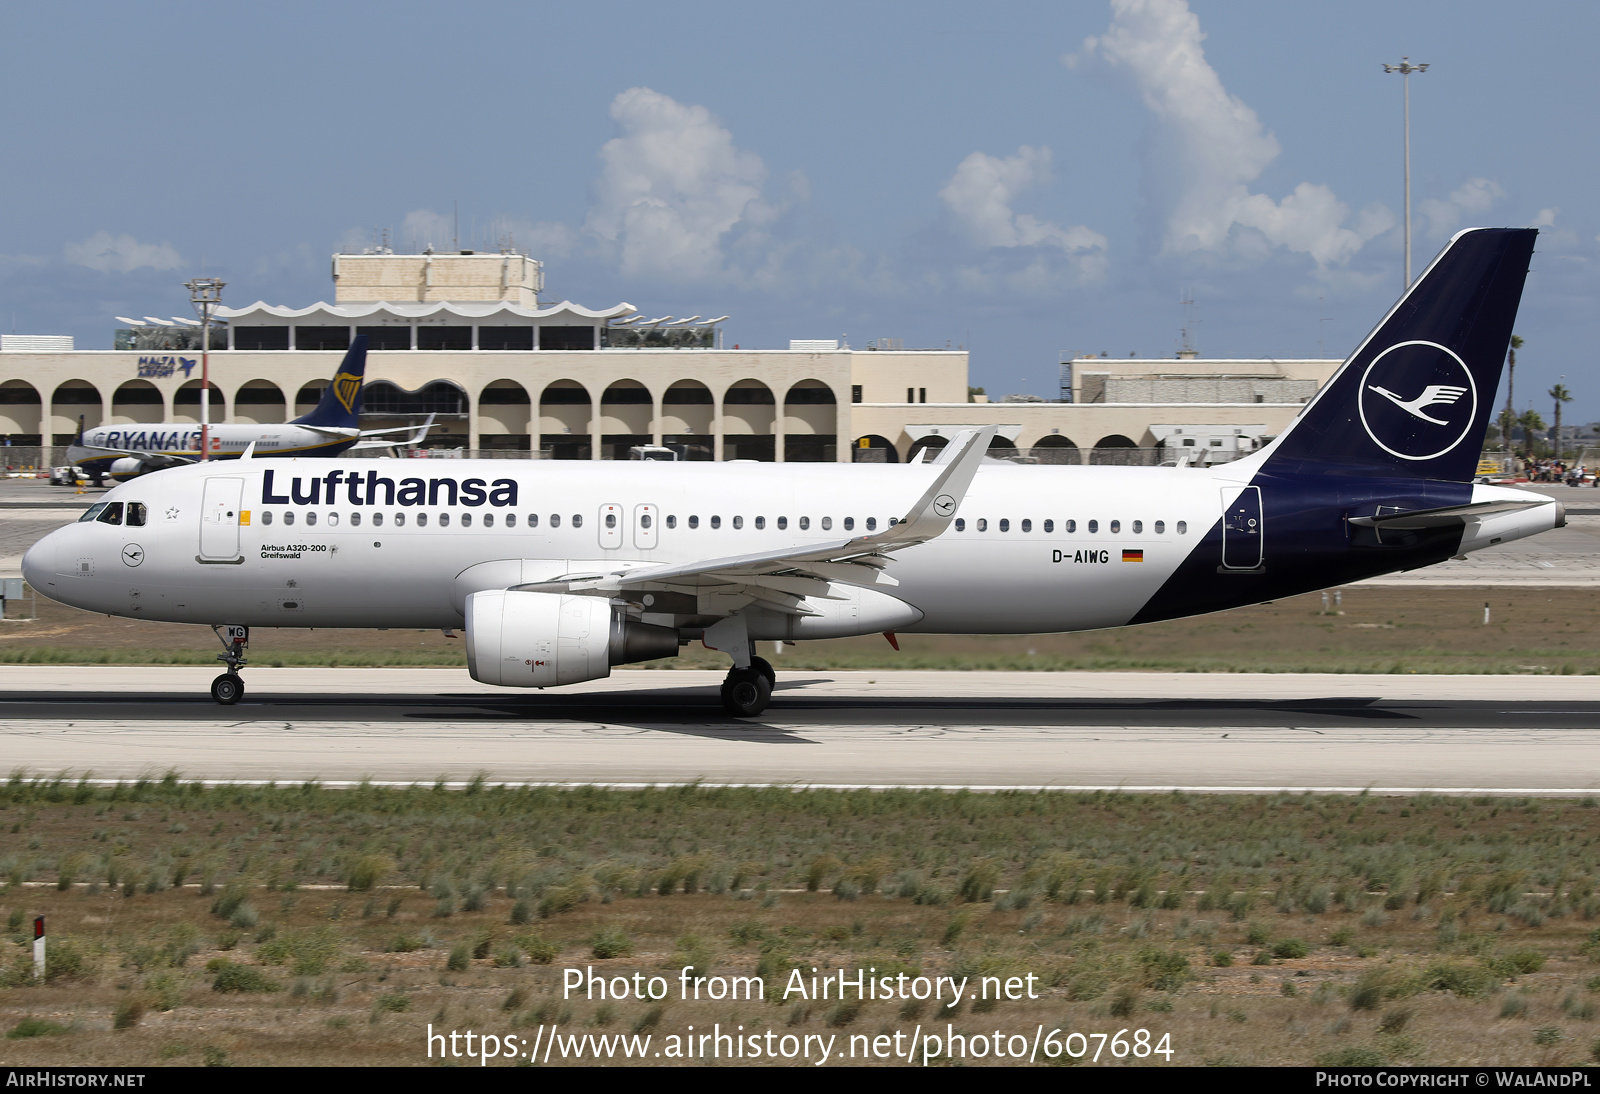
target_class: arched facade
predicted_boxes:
[782,379,838,463]
[539,379,592,460]
[906,434,949,463]
[50,380,103,441]
[852,434,900,463]
[110,380,164,424]
[0,380,42,443]
[599,380,652,460]
[232,380,287,425]
[476,379,532,450]
[173,379,225,425]
[722,379,776,461]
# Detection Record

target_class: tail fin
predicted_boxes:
[1261,227,1535,482]
[291,335,368,428]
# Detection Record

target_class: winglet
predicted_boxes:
[873,425,995,546]
[240,441,256,460]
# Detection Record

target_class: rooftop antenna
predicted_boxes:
[1177,291,1199,358]
[1317,295,1333,354]
[453,201,459,251]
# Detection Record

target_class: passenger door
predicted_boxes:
[199,477,245,562]
[1220,485,1264,570]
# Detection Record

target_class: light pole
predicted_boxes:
[185,278,225,461]
[1382,57,1428,290]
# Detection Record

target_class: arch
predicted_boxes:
[986,434,1021,462]
[295,380,328,410]
[477,379,533,446]
[0,380,42,441]
[906,434,949,463]
[110,379,163,424]
[852,434,900,463]
[232,379,288,425]
[781,377,837,453]
[538,379,593,460]
[361,379,466,416]
[661,380,712,456]
[783,379,837,405]
[173,379,224,425]
[721,379,775,451]
[1090,434,1155,466]
[1028,432,1080,466]
[1094,434,1137,448]
[599,380,652,459]
[50,379,104,439]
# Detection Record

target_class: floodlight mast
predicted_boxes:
[185,277,225,461]
[1382,56,1429,290]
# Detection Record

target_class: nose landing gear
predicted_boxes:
[210,624,249,705]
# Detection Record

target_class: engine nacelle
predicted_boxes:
[464,590,678,688]
[109,457,146,478]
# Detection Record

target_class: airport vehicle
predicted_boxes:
[65,337,430,482]
[23,229,1561,715]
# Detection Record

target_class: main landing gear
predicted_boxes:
[720,656,775,717]
[210,625,249,705]
[705,616,775,717]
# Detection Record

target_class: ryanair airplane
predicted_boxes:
[66,337,429,481]
[24,229,1560,716]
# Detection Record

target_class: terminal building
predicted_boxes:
[0,249,1340,466]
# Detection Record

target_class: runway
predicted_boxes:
[3,667,1599,794]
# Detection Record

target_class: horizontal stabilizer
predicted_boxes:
[1348,498,1551,530]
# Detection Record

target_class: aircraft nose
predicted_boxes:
[21,532,58,591]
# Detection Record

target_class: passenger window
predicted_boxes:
[126,503,146,527]
[460,513,471,528]
[865,517,875,531]
[821,517,832,531]
[688,516,699,529]
[732,516,743,529]
[1154,520,1165,534]
[284,511,296,526]
[96,502,124,526]
[1065,520,1076,533]
[550,514,560,528]
[639,514,651,529]
[415,513,427,528]
[327,512,339,527]
[666,515,676,529]
[955,518,965,532]
[524,514,534,528]
[504,513,516,528]
[262,511,275,526]
[78,502,108,523]
[1132,520,1142,533]
[371,512,383,527]
[605,513,617,529]
[999,519,1010,532]
[799,516,810,530]
[843,517,854,531]
[976,518,988,532]
[1176,520,1188,534]
[777,516,787,530]
[1043,520,1053,533]
[306,512,318,527]
[710,516,722,529]
[1021,519,1032,532]
[350,512,361,527]
[1109,520,1120,533]
[754,516,765,530]
[438,513,450,527]
[572,515,582,528]
[481,513,492,528]
[393,513,404,527]
[1087,520,1098,533]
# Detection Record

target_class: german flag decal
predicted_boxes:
[1122,549,1144,562]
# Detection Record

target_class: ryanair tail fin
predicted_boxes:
[291,335,368,429]
[1260,228,1536,483]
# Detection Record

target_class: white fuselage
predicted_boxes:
[22,456,1561,636]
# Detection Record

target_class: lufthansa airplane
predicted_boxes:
[23,229,1560,716]
[66,337,430,482]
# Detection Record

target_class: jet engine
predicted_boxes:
[464,590,679,687]
[110,458,146,478]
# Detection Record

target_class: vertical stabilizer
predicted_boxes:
[291,335,368,429]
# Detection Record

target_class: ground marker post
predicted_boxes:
[33,916,44,981]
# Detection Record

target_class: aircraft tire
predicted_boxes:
[720,670,771,717]
[749,656,776,688]
[211,673,244,705]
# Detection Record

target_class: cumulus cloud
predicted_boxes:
[584,87,771,280]
[940,146,1107,256]
[1416,178,1504,239]
[63,231,183,273]
[1078,0,1391,268]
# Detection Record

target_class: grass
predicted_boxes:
[4,778,1600,1064]
[5,585,1600,673]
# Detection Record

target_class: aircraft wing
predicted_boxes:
[519,426,996,615]
[66,443,195,471]
[350,413,435,450]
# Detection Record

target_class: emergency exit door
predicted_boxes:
[1221,485,1264,570]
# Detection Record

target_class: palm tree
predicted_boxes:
[1520,409,1546,457]
[1550,382,1573,463]
[1504,334,1523,436]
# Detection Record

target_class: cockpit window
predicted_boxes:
[95,502,124,526]
[78,502,108,523]
[126,503,147,528]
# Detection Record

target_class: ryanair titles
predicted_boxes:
[261,468,519,508]
[95,429,201,452]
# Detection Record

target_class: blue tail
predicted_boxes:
[1262,227,1536,483]
[291,336,368,428]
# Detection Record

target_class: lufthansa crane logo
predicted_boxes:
[332,372,362,414]
[1356,340,1477,462]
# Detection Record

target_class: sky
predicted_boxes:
[1,0,1596,418]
